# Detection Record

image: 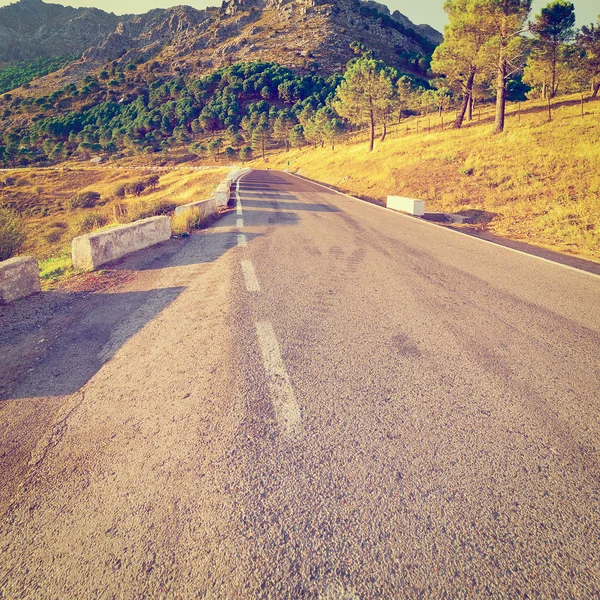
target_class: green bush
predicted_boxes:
[125,181,146,197]
[0,207,27,261]
[67,190,101,210]
[114,184,126,199]
[240,146,253,162]
[77,212,109,233]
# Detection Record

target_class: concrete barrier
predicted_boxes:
[72,216,171,270]
[214,168,252,206]
[214,182,231,207]
[174,197,218,218]
[0,257,41,304]
[386,196,425,217]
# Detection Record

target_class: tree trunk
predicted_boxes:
[369,107,375,152]
[455,67,476,129]
[592,81,600,99]
[261,138,265,159]
[550,43,557,99]
[468,96,474,121]
[493,57,507,134]
[380,121,387,142]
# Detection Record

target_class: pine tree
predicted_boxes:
[477,0,532,133]
[576,16,600,98]
[528,0,576,98]
[273,112,295,152]
[431,0,488,128]
[333,57,394,152]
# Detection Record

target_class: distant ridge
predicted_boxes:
[1,0,442,86]
[0,0,126,62]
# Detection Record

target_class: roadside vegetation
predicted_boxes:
[0,0,598,279]
[263,94,600,262]
[0,166,227,285]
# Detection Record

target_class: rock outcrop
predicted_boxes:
[1,0,442,84]
[0,0,125,62]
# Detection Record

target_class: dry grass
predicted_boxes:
[262,95,600,263]
[0,164,228,284]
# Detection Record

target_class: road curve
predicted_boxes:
[1,169,599,598]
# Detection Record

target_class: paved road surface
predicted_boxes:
[1,170,600,598]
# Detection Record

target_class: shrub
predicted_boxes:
[112,202,128,223]
[125,180,146,197]
[126,199,177,222]
[171,207,206,235]
[45,229,63,244]
[77,212,109,233]
[150,199,177,215]
[144,175,160,190]
[240,146,253,162]
[49,220,67,229]
[67,190,101,210]
[114,184,126,199]
[224,147,236,161]
[0,207,26,261]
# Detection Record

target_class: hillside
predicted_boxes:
[263,96,600,264]
[0,164,228,283]
[0,0,125,63]
[0,0,440,93]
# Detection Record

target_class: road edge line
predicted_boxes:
[285,171,600,281]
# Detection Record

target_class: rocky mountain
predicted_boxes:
[0,0,126,63]
[1,0,442,88]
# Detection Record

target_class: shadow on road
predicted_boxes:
[0,286,185,400]
[0,169,318,401]
[0,228,263,400]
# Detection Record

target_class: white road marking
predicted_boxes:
[255,321,301,435]
[241,260,260,292]
[237,218,244,229]
[285,171,600,281]
[236,178,243,215]
[237,234,247,247]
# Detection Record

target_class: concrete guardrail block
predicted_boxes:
[214,181,231,207]
[72,216,171,271]
[174,197,217,218]
[0,256,41,304]
[387,196,425,217]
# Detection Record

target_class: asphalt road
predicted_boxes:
[1,169,600,598]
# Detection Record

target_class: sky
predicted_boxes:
[0,0,598,33]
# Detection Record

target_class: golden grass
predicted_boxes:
[0,164,228,284]
[262,95,600,263]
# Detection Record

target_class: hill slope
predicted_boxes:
[264,96,600,264]
[0,0,125,63]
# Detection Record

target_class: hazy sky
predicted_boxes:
[1,0,598,33]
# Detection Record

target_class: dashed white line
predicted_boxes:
[237,218,244,229]
[241,260,261,292]
[255,321,301,435]
[236,178,243,215]
[237,234,247,247]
